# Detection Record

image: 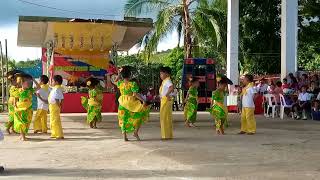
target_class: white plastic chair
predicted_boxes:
[264,94,279,118]
[279,94,293,119]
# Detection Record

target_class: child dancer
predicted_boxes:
[239,74,257,135]
[184,78,199,127]
[6,74,20,134]
[81,77,103,129]
[116,66,150,141]
[208,78,229,135]
[48,75,64,139]
[159,67,174,140]
[33,75,50,133]
[14,74,38,141]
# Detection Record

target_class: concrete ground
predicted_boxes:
[0,112,320,180]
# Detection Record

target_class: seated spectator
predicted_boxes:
[267,81,275,94]
[311,100,320,120]
[256,78,268,94]
[299,74,309,89]
[288,73,298,90]
[292,86,311,120]
[274,81,283,104]
[308,81,319,97]
[282,78,290,89]
[311,74,320,86]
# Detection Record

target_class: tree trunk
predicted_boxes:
[183,0,192,59]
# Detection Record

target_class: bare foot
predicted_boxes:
[238,131,246,135]
[6,128,11,134]
[216,129,221,135]
[246,133,255,135]
[133,133,141,141]
[34,130,41,134]
[185,121,191,127]
[189,123,197,128]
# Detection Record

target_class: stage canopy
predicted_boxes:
[17,16,153,51]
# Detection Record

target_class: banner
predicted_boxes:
[42,48,109,82]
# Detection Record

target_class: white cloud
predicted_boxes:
[0,26,41,61]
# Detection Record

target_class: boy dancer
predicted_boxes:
[33,75,50,133]
[239,74,257,135]
[159,67,174,140]
[49,75,64,139]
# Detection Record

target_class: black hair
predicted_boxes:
[40,75,49,84]
[86,77,99,88]
[283,78,287,82]
[53,75,63,85]
[244,74,254,82]
[159,66,172,75]
[120,66,131,79]
[109,61,114,65]
[276,81,282,87]
[219,78,228,85]
[190,77,199,83]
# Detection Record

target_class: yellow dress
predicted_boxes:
[49,85,64,138]
[14,88,34,134]
[117,80,149,133]
[159,77,173,139]
[7,86,19,128]
[33,84,50,133]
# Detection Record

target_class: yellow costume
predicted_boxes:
[7,86,19,128]
[14,88,34,134]
[240,83,256,133]
[49,85,64,138]
[33,84,50,133]
[159,77,173,139]
[117,80,149,133]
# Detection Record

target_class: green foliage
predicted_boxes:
[239,0,281,74]
[163,47,184,84]
[298,0,320,71]
[14,59,41,68]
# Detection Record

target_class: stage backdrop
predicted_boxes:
[42,48,109,81]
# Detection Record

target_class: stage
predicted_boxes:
[61,93,117,113]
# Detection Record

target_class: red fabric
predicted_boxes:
[254,94,264,114]
[61,93,117,113]
[228,105,238,112]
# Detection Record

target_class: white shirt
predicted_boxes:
[49,87,64,104]
[298,92,310,101]
[317,93,320,100]
[37,87,51,110]
[160,79,173,98]
[242,86,257,108]
[257,84,268,93]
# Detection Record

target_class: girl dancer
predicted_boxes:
[208,78,229,135]
[81,77,103,128]
[14,74,38,141]
[184,78,199,127]
[116,66,149,141]
[6,74,20,134]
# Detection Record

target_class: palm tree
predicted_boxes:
[192,0,227,64]
[124,0,226,59]
[124,0,197,59]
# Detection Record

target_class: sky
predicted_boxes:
[0,0,178,61]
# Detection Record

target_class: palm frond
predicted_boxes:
[124,0,171,16]
[144,5,182,55]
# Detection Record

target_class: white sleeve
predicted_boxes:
[298,94,302,101]
[250,87,257,94]
[317,93,320,100]
[53,89,64,100]
[165,80,173,89]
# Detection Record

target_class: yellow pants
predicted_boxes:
[33,109,48,133]
[160,97,173,139]
[241,108,256,133]
[49,104,64,138]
